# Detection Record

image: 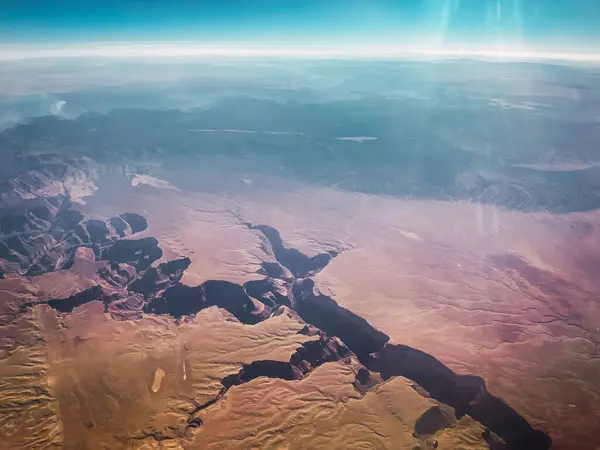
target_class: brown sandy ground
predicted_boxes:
[0,175,502,449]
[0,307,62,449]
[5,169,594,449]
[90,169,600,450]
[237,182,600,450]
[46,302,319,449]
[190,361,495,450]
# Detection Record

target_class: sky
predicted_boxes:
[1,0,600,57]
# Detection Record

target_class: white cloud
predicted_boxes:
[0,42,599,64]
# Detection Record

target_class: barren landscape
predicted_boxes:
[4,164,598,449]
[1,59,600,450]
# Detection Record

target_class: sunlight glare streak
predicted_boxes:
[435,0,458,52]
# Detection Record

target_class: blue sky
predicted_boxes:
[1,0,599,54]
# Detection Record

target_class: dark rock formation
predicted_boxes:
[99,237,161,271]
[143,285,203,318]
[259,261,293,280]
[288,280,551,449]
[222,330,356,389]
[414,405,458,438]
[98,262,138,290]
[222,361,302,388]
[243,277,290,307]
[292,278,390,357]
[367,345,486,417]
[0,177,551,450]
[130,257,191,297]
[0,189,149,277]
[251,225,552,450]
[119,212,148,234]
[468,390,552,450]
[250,224,335,277]
[144,280,268,324]
[47,285,103,313]
[0,152,153,278]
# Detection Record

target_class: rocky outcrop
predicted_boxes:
[0,196,148,277]
[249,224,336,277]
[143,280,269,324]
[0,176,552,450]
[98,236,159,271]
[292,278,390,357]
[222,333,355,389]
[46,285,103,313]
[106,293,145,320]
[129,257,191,297]
[414,404,458,438]
[98,262,138,291]
[250,224,553,450]
[0,153,149,278]
[243,276,290,307]
[286,282,551,450]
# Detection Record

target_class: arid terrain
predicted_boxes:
[2,59,600,450]
[3,158,599,449]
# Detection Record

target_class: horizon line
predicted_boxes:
[2,42,600,63]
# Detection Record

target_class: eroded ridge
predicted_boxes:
[0,201,552,449]
[250,223,553,450]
